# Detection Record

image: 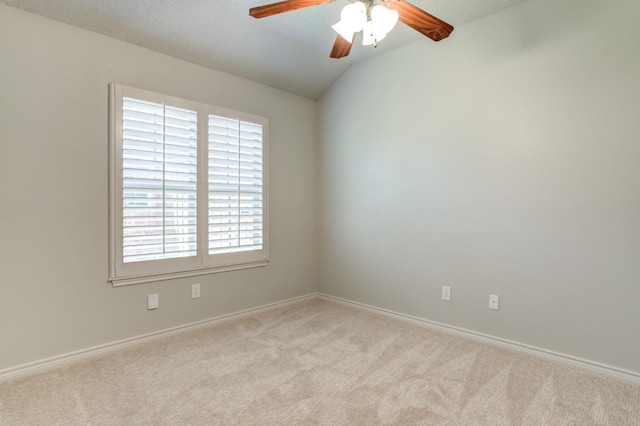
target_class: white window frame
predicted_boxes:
[109,84,269,286]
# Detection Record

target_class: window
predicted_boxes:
[109,84,268,286]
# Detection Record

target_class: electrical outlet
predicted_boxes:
[489,294,499,310]
[147,293,159,310]
[441,286,451,302]
[191,283,201,299]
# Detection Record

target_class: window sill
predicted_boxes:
[109,260,269,287]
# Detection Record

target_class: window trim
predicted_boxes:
[108,84,269,286]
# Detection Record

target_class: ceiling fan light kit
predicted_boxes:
[249,0,453,58]
[332,1,399,47]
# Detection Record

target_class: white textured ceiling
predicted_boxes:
[1,0,528,99]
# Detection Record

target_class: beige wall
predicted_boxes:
[0,5,318,371]
[2,0,639,378]
[318,0,640,373]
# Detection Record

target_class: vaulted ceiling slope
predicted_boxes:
[1,0,528,99]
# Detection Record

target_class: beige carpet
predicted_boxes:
[1,299,638,425]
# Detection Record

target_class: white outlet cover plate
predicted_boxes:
[489,294,499,310]
[441,286,451,301]
[147,293,159,310]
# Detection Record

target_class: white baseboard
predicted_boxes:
[318,293,640,387]
[4,292,638,387]
[0,293,317,384]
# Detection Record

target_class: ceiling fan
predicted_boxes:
[249,0,454,59]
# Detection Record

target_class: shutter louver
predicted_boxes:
[122,98,198,263]
[208,115,263,255]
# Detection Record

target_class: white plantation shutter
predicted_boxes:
[109,84,268,286]
[122,98,198,263]
[208,115,264,255]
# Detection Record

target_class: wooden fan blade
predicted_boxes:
[250,0,335,18]
[388,0,453,41]
[330,34,355,59]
